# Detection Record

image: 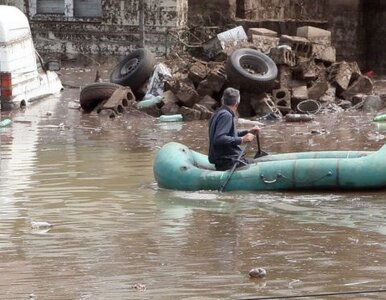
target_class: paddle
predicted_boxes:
[254,133,269,159]
[219,143,249,192]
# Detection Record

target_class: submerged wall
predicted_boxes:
[0,0,188,55]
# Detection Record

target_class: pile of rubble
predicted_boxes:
[79,25,382,122]
[153,25,382,121]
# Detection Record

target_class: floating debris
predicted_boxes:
[249,267,267,278]
[131,283,146,291]
[0,118,12,127]
[30,221,53,234]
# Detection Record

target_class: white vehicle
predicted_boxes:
[0,5,62,111]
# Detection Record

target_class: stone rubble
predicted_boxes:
[82,25,381,122]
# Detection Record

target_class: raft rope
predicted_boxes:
[243,288,386,300]
[260,171,333,184]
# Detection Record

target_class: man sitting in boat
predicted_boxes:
[208,87,260,171]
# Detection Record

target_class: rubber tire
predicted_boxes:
[226,48,278,92]
[80,82,122,112]
[110,48,155,91]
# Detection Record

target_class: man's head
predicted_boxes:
[222,87,240,107]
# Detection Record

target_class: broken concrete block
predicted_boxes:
[278,65,292,89]
[294,58,319,81]
[249,93,280,117]
[188,62,208,87]
[98,108,116,119]
[161,90,180,115]
[292,85,308,101]
[193,103,213,119]
[197,79,213,97]
[199,95,217,111]
[272,88,291,110]
[308,81,329,100]
[319,86,336,103]
[206,66,226,93]
[328,61,353,91]
[349,62,362,77]
[177,88,199,108]
[296,26,331,46]
[312,44,336,63]
[248,28,278,39]
[251,35,280,54]
[342,76,374,101]
[269,47,297,67]
[291,85,308,109]
[180,106,202,121]
[98,87,135,114]
[169,77,200,108]
[279,35,312,58]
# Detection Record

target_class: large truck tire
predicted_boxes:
[110,48,155,92]
[80,82,122,112]
[226,48,278,92]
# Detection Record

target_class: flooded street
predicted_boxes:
[1,66,386,299]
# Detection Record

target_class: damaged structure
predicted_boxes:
[0,0,384,73]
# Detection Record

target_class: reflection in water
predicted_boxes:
[1,86,386,299]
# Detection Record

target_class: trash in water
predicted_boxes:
[31,221,53,234]
[249,267,267,278]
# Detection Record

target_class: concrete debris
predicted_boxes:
[188,62,208,86]
[312,44,336,63]
[341,75,374,101]
[328,61,355,91]
[79,25,379,120]
[296,26,332,46]
[269,47,297,67]
[308,81,329,100]
[251,35,280,53]
[279,35,313,58]
[319,86,336,103]
[272,88,291,113]
[247,28,278,38]
[292,85,308,101]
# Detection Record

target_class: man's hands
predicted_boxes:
[241,126,261,144]
[241,133,255,144]
[248,126,260,135]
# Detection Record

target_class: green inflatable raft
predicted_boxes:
[153,142,386,192]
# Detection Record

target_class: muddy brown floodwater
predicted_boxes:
[1,64,386,300]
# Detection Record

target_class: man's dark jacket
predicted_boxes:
[208,105,248,170]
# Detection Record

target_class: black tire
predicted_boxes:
[110,48,155,91]
[80,82,122,112]
[226,48,278,92]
